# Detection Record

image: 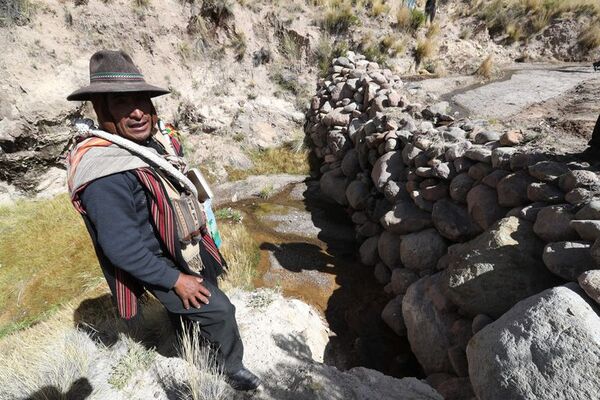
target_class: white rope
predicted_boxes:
[88,128,198,198]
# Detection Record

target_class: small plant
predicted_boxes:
[475,54,494,79]
[280,32,303,60]
[215,207,244,223]
[230,31,247,61]
[414,37,434,67]
[321,0,360,33]
[258,183,275,199]
[133,0,150,8]
[108,339,156,390]
[579,22,600,53]
[247,288,279,309]
[396,6,411,31]
[0,0,34,26]
[177,323,229,400]
[369,0,389,17]
[459,26,473,40]
[410,8,426,31]
[426,22,440,39]
[506,23,523,43]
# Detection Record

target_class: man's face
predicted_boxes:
[105,93,154,142]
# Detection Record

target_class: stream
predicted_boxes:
[218,179,422,378]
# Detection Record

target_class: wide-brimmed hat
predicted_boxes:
[66,50,170,101]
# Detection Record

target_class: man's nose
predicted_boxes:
[130,107,144,119]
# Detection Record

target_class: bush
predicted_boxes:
[414,37,434,66]
[579,22,600,53]
[475,54,494,79]
[322,0,360,33]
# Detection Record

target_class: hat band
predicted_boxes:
[90,72,145,83]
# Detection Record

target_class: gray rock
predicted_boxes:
[421,182,448,202]
[571,220,600,241]
[467,162,493,181]
[528,161,570,182]
[471,314,493,335]
[578,270,600,305]
[449,173,475,204]
[559,170,599,192]
[380,201,433,234]
[383,180,409,203]
[357,221,382,237]
[467,284,600,400]
[482,169,510,188]
[403,273,456,374]
[575,200,600,219]
[401,229,447,272]
[432,199,481,242]
[533,205,578,242]
[371,151,405,190]
[491,147,516,170]
[466,185,507,230]
[464,146,492,163]
[591,238,600,267]
[474,131,500,144]
[445,141,472,161]
[320,168,349,206]
[346,180,371,210]
[543,241,595,281]
[381,295,406,336]
[378,230,403,268]
[359,235,380,266]
[374,262,392,285]
[447,345,469,377]
[432,162,453,180]
[341,149,361,179]
[402,144,422,166]
[509,152,547,171]
[496,171,536,207]
[390,268,419,295]
[527,182,564,203]
[453,157,474,174]
[565,188,592,205]
[323,108,350,126]
[445,217,558,318]
[518,202,547,222]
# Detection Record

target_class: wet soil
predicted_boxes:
[219,181,422,378]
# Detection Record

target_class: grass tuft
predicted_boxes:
[177,323,229,400]
[218,222,259,292]
[321,0,360,33]
[225,145,310,181]
[108,338,156,390]
[579,21,600,53]
[414,37,435,67]
[475,54,494,79]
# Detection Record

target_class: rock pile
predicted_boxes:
[305,52,600,400]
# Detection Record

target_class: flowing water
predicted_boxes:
[219,180,422,378]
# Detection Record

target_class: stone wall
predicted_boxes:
[305,53,600,400]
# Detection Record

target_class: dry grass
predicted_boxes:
[225,144,310,181]
[369,0,389,17]
[0,194,102,338]
[218,222,259,292]
[579,22,600,53]
[414,37,435,66]
[475,54,494,79]
[321,0,360,33]
[176,323,229,400]
[472,0,600,44]
[396,6,426,32]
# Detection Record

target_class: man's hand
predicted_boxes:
[173,273,211,309]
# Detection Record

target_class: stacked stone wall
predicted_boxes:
[305,52,600,399]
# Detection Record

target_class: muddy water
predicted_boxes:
[219,182,421,378]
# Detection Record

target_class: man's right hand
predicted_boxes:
[173,273,212,310]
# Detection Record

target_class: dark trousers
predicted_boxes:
[148,246,244,374]
[589,113,600,149]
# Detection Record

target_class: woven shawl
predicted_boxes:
[67,134,222,319]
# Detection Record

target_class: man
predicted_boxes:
[66,50,260,391]
[425,0,436,23]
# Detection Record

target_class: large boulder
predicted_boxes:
[496,171,536,208]
[371,151,405,191]
[400,229,447,272]
[346,180,371,210]
[403,273,457,375]
[542,241,595,281]
[467,284,600,400]
[432,199,482,242]
[378,230,403,268]
[466,184,507,230]
[380,201,433,234]
[320,168,349,206]
[533,204,578,242]
[445,217,559,318]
